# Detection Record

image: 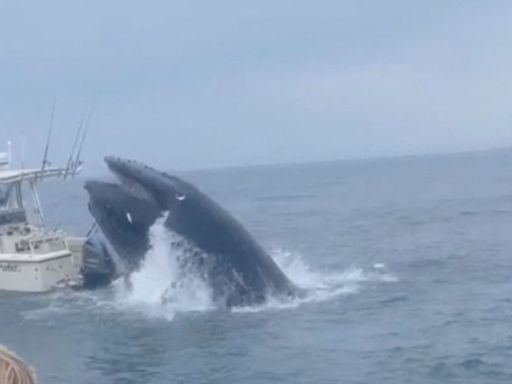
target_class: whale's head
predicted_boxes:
[84,180,161,270]
[104,156,196,208]
[101,157,249,265]
[83,157,205,280]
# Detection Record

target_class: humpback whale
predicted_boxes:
[81,157,297,307]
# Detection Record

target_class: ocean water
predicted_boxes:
[2,149,512,383]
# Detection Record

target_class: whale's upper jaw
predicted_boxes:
[105,156,198,210]
[104,156,192,206]
[104,156,178,189]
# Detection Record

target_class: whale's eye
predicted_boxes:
[126,212,133,224]
[175,193,186,201]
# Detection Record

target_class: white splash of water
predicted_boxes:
[21,237,398,321]
[113,214,214,320]
[108,217,397,318]
[232,249,398,313]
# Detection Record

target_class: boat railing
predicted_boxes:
[20,235,68,255]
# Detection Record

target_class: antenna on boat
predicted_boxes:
[41,98,57,171]
[20,136,26,169]
[7,141,12,167]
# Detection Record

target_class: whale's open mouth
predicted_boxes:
[82,166,165,287]
[81,157,192,289]
[83,156,186,257]
[102,157,156,203]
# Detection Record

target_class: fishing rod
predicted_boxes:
[72,100,95,176]
[41,98,57,171]
[64,104,88,179]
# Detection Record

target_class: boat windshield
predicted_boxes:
[0,183,28,226]
[0,184,16,210]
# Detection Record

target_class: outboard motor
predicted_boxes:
[80,227,116,289]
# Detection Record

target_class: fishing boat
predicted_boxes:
[0,143,87,292]
[0,104,93,292]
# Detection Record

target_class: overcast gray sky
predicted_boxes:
[1,0,511,172]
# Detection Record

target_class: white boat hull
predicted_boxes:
[0,251,75,292]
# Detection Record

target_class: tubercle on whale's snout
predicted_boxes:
[104,156,180,182]
[103,156,188,203]
[104,156,155,172]
[105,156,157,184]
